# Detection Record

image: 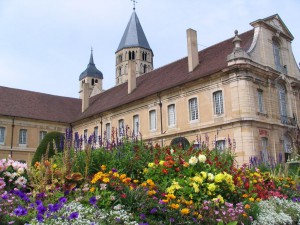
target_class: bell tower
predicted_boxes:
[115,8,153,86]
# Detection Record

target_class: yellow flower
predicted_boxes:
[120,174,127,180]
[249,197,255,202]
[148,190,156,196]
[113,172,119,177]
[213,195,224,204]
[256,198,261,202]
[103,178,110,183]
[143,168,148,174]
[207,183,217,192]
[133,179,139,183]
[192,182,200,193]
[193,176,203,184]
[90,187,95,192]
[207,173,214,181]
[214,173,224,183]
[170,203,179,209]
[159,160,165,165]
[198,214,203,219]
[200,171,207,179]
[148,162,155,168]
[101,165,106,171]
[52,164,57,169]
[181,208,190,215]
[141,182,147,187]
[242,194,248,198]
[166,193,176,200]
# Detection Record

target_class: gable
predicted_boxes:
[251,14,294,41]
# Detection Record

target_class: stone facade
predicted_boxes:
[0,14,299,166]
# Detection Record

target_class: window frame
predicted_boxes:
[257,89,264,113]
[133,115,139,136]
[188,97,199,121]
[213,91,224,115]
[105,123,111,140]
[0,127,5,144]
[272,38,282,72]
[167,104,176,127]
[19,129,27,146]
[39,131,47,144]
[149,110,157,131]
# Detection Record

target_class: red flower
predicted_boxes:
[120,193,127,198]
[162,169,168,174]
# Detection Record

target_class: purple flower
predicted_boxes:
[37,205,47,215]
[170,218,175,223]
[14,205,28,216]
[53,203,62,212]
[150,208,157,214]
[69,212,79,220]
[36,213,44,222]
[1,194,8,200]
[139,223,148,225]
[112,168,118,172]
[89,196,97,205]
[36,200,43,206]
[36,192,46,199]
[140,214,146,220]
[59,197,67,204]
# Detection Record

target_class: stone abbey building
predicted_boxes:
[0,11,300,165]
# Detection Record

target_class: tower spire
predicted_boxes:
[131,0,137,10]
[89,47,94,65]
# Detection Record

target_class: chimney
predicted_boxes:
[187,28,199,72]
[82,82,90,112]
[128,60,136,94]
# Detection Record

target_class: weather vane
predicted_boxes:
[131,0,138,10]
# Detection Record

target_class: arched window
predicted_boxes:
[132,51,135,60]
[91,78,95,86]
[273,38,282,71]
[129,51,132,60]
[143,64,147,73]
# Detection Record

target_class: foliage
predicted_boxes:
[1,131,300,225]
[31,132,64,166]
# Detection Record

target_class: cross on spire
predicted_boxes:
[131,0,138,10]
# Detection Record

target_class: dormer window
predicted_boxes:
[272,38,282,72]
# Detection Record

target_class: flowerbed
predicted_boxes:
[1,137,299,224]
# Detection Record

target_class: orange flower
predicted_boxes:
[181,208,190,215]
[101,165,106,171]
[242,194,248,198]
[44,160,51,167]
[170,203,179,209]
[244,204,250,209]
[34,162,41,168]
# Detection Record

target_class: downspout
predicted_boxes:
[158,94,163,147]
[100,116,103,144]
[10,117,15,157]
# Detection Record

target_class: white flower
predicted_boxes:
[189,156,198,165]
[17,167,24,175]
[15,176,27,186]
[100,183,107,190]
[207,173,214,181]
[170,148,174,154]
[198,154,207,163]
[110,195,115,201]
[12,161,19,170]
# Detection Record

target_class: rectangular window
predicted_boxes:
[105,123,111,140]
[84,129,88,139]
[0,127,5,144]
[257,90,264,113]
[94,126,98,142]
[149,110,156,131]
[168,104,176,126]
[261,137,268,163]
[19,129,27,145]
[39,131,47,143]
[189,98,199,121]
[216,140,225,151]
[118,119,124,136]
[133,115,139,136]
[213,91,224,115]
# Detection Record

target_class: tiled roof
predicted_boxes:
[78,30,254,121]
[0,86,81,123]
[116,11,151,52]
[0,30,253,124]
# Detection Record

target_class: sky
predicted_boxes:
[0,0,299,98]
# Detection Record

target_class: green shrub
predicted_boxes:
[31,131,64,166]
